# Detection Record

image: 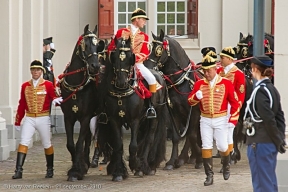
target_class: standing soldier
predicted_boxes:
[218,46,246,167]
[12,60,63,179]
[106,8,157,118]
[43,37,56,87]
[188,55,239,186]
[245,55,286,191]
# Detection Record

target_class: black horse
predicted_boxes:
[234,32,274,79]
[97,37,167,181]
[145,29,203,170]
[59,24,105,181]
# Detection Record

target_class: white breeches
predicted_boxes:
[200,116,228,152]
[227,103,233,145]
[90,116,97,137]
[135,63,156,85]
[20,116,52,149]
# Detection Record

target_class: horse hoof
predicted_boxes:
[178,159,185,166]
[195,163,203,169]
[67,176,78,182]
[112,176,123,182]
[148,170,156,176]
[134,171,144,177]
[163,165,174,170]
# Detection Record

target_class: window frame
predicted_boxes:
[114,0,147,33]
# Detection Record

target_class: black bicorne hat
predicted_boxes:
[250,55,273,68]
[30,60,46,73]
[201,55,217,69]
[201,47,216,56]
[131,8,149,21]
[43,37,53,46]
[219,46,235,60]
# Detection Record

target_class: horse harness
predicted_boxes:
[58,33,100,103]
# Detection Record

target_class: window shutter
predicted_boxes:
[187,0,198,38]
[98,0,114,39]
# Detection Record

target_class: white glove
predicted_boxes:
[14,125,21,132]
[228,122,235,129]
[49,43,55,49]
[195,90,203,100]
[52,97,63,106]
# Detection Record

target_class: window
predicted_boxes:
[115,0,147,32]
[157,0,198,39]
[157,0,186,38]
[111,0,198,39]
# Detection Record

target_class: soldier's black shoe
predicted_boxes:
[146,107,157,119]
[45,167,54,178]
[203,158,214,186]
[222,155,230,180]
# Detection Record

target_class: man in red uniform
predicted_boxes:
[107,8,157,118]
[188,55,239,186]
[218,46,246,157]
[12,60,63,179]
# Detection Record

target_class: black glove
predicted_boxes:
[278,143,286,154]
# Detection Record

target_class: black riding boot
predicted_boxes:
[203,158,214,186]
[45,153,54,178]
[222,155,230,180]
[90,147,100,168]
[146,93,157,119]
[12,152,26,179]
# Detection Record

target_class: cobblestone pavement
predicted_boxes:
[0,133,253,192]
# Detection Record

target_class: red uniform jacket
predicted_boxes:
[15,78,58,126]
[217,65,246,107]
[188,75,240,125]
[107,27,150,63]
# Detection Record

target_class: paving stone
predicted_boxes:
[0,133,253,192]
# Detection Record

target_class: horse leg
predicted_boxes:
[163,123,180,170]
[107,120,128,182]
[84,130,92,170]
[147,108,167,175]
[128,120,140,173]
[138,119,158,176]
[67,118,90,181]
[177,136,192,167]
[64,116,76,168]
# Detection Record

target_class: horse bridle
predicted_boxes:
[111,40,134,89]
[61,33,100,92]
[148,39,170,69]
[77,33,99,75]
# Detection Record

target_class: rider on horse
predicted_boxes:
[105,8,157,118]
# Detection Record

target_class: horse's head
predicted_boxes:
[146,29,190,74]
[109,37,135,89]
[147,29,171,69]
[234,32,254,61]
[77,24,105,75]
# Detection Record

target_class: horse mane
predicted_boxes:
[164,36,191,69]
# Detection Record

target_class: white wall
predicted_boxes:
[0,0,98,124]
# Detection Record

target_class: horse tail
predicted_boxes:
[97,123,113,163]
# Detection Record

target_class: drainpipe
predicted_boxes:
[253,0,265,56]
